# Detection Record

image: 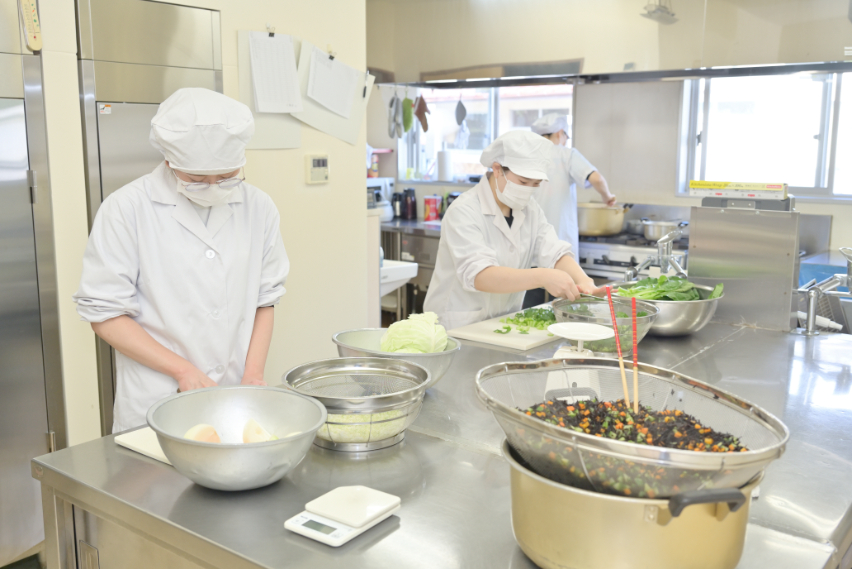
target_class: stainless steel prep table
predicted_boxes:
[33,323,851,569]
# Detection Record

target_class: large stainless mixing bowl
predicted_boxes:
[332,328,460,387]
[617,281,724,336]
[147,386,327,491]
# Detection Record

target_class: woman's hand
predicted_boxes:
[577,280,606,297]
[240,372,267,386]
[538,268,580,300]
[175,367,217,392]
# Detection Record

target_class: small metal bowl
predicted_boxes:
[551,297,659,353]
[332,328,461,388]
[281,357,430,452]
[147,386,327,491]
[618,281,724,336]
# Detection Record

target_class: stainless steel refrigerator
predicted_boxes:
[76,0,223,434]
[1,1,65,564]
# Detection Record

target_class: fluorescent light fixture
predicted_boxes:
[641,1,677,24]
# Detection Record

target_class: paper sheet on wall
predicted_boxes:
[291,41,373,146]
[248,32,302,113]
[238,30,301,149]
[307,47,358,118]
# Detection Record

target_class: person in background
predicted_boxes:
[424,130,601,331]
[531,113,616,255]
[73,88,290,433]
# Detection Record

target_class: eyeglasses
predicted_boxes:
[180,175,245,192]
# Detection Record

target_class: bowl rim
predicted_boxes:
[331,328,462,358]
[146,385,328,449]
[551,296,661,318]
[280,356,431,405]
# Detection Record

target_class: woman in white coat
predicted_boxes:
[423,130,600,331]
[531,113,616,256]
[73,88,290,433]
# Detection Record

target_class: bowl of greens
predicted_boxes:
[614,276,725,337]
[551,297,659,353]
[333,313,460,388]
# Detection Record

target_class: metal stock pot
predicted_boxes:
[505,440,759,569]
[577,203,632,236]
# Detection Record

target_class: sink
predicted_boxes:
[380,260,419,296]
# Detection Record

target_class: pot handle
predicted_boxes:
[668,488,747,517]
[622,203,634,211]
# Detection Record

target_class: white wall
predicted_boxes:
[37,0,368,445]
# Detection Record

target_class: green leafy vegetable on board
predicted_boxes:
[493,307,556,334]
[380,312,448,353]
[616,276,723,302]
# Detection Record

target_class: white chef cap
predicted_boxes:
[480,130,551,181]
[531,113,570,136]
[150,88,254,175]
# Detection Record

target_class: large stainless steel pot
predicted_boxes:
[505,440,760,569]
[642,219,687,241]
[577,203,631,236]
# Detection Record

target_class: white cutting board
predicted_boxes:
[448,308,560,351]
[115,427,172,465]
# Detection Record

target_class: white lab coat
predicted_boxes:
[74,162,289,433]
[533,145,597,255]
[423,177,573,331]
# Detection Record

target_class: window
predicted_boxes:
[683,72,843,197]
[400,84,573,182]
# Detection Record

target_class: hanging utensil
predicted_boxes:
[387,93,403,139]
[455,93,467,126]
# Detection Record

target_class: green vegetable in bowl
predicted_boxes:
[616,276,723,302]
[380,312,448,353]
[317,410,407,443]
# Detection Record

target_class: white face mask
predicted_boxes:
[495,169,535,211]
[174,172,237,207]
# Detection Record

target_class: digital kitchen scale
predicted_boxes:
[284,486,400,547]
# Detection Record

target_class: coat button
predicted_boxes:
[215,365,224,374]
[212,310,219,318]
[206,250,215,259]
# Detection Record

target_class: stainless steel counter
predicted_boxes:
[33,323,852,569]
[380,219,442,238]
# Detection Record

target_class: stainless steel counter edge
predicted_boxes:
[32,457,262,569]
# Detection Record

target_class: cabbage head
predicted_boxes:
[380,312,448,353]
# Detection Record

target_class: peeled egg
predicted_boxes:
[243,418,278,443]
[183,424,221,443]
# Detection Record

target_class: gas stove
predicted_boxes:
[577,233,688,282]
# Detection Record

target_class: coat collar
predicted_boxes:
[475,176,526,246]
[147,161,243,251]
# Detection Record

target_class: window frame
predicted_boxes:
[679,73,841,198]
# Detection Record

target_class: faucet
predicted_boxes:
[799,247,852,336]
[623,225,688,282]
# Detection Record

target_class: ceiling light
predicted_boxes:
[641,1,677,24]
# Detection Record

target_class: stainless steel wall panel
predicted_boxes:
[92,61,218,104]
[96,102,163,199]
[22,55,67,450]
[211,11,222,71]
[0,54,23,98]
[79,60,101,228]
[88,0,215,69]
[0,0,22,55]
[688,206,800,331]
[0,97,49,565]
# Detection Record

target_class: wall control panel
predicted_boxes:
[305,154,329,184]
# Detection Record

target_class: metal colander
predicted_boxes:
[282,357,431,451]
[476,358,789,498]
